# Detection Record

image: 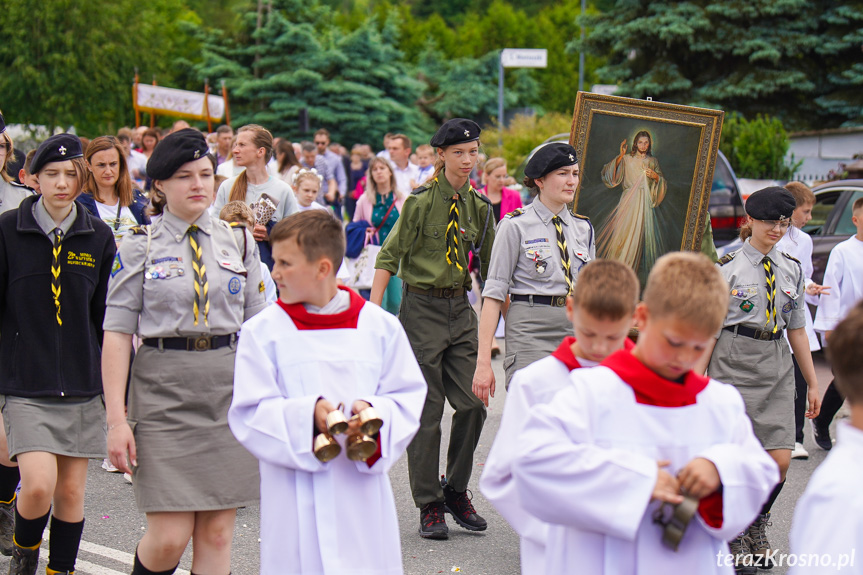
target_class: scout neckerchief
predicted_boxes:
[762,256,778,333]
[552,215,573,295]
[188,225,209,327]
[51,228,63,325]
[445,183,464,272]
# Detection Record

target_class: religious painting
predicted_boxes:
[570,92,724,286]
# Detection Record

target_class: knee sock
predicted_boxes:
[13,507,50,549]
[760,479,785,515]
[47,516,84,573]
[0,464,20,504]
[131,550,178,575]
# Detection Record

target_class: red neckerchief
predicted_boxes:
[277,286,365,330]
[551,336,636,372]
[600,349,709,407]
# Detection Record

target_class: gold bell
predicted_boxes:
[313,433,341,462]
[352,406,383,436]
[326,407,349,436]
[652,495,699,552]
[346,434,378,461]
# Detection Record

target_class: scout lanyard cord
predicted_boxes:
[470,194,492,280]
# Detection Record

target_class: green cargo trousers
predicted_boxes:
[400,288,487,507]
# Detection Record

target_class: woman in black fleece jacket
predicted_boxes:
[0,133,115,575]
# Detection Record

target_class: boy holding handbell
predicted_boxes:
[228,210,427,575]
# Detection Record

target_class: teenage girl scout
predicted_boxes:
[371,118,495,540]
[0,134,116,575]
[700,186,821,573]
[102,129,266,575]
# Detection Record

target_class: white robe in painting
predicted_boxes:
[511,350,779,575]
[229,288,427,575]
[789,422,863,575]
[480,337,634,575]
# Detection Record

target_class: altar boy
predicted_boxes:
[511,252,779,574]
[229,210,427,575]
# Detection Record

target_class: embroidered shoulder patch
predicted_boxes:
[259,280,265,293]
[111,253,123,277]
[718,252,737,266]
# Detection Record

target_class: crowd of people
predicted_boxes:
[0,109,860,575]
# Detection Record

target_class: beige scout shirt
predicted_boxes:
[482,200,595,302]
[104,208,267,338]
[717,238,806,333]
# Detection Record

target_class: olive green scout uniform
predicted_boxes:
[376,173,495,507]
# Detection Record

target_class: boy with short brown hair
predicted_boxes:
[228,210,427,575]
[789,302,863,574]
[511,252,779,575]
[481,259,639,575]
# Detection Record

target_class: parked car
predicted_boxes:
[513,134,745,246]
[717,179,862,284]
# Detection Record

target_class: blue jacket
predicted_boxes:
[76,189,151,226]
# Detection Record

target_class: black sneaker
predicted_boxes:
[442,477,487,532]
[419,502,449,540]
[811,419,833,451]
[8,544,40,575]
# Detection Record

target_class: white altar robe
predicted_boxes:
[229,294,427,575]
[511,351,779,575]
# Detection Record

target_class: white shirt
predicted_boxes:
[260,262,277,305]
[95,200,137,244]
[814,236,863,332]
[297,201,329,213]
[392,162,420,196]
[212,175,298,223]
[789,422,863,574]
[216,158,279,179]
[776,229,820,351]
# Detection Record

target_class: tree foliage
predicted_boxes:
[719,114,802,179]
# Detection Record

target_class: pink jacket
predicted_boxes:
[353,192,406,224]
[479,186,523,217]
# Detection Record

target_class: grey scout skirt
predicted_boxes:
[503,300,571,388]
[0,394,106,460]
[708,329,795,451]
[128,344,259,513]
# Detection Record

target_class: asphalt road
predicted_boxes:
[1,350,839,575]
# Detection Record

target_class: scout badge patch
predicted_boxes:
[740,300,754,312]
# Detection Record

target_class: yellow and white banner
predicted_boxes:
[135,84,225,122]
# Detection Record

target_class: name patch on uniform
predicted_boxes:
[524,238,550,245]
[152,256,182,264]
[228,277,242,294]
[67,251,96,268]
[111,253,123,277]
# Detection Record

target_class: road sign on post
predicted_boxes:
[499,49,548,146]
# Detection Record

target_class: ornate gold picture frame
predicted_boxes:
[570,92,724,285]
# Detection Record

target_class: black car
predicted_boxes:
[514,134,745,246]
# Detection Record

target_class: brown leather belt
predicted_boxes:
[143,334,237,351]
[511,294,568,307]
[724,325,783,341]
[406,285,466,298]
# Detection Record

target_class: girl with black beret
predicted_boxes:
[0,133,116,575]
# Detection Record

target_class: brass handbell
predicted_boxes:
[351,406,383,436]
[346,434,378,461]
[326,406,349,436]
[652,496,699,552]
[313,432,341,462]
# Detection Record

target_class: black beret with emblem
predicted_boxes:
[0,111,6,135]
[524,142,579,179]
[29,133,84,174]
[146,128,211,180]
[430,118,481,148]
[745,186,796,221]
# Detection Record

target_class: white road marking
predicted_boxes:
[44,531,191,575]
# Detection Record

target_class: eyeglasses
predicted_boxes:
[759,219,792,230]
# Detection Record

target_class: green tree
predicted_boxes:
[576,0,827,129]
[812,2,863,126]
[719,114,802,179]
[0,0,200,136]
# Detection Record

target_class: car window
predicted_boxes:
[834,190,863,235]
[806,190,843,234]
[711,157,737,200]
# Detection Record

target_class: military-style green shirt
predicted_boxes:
[375,175,495,290]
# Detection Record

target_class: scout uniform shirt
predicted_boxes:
[482,201,594,302]
[375,176,495,290]
[104,209,267,338]
[0,180,35,216]
[718,238,806,334]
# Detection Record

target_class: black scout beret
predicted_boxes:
[430,118,481,148]
[146,128,211,180]
[745,186,796,221]
[29,134,83,174]
[0,111,6,135]
[524,142,579,179]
